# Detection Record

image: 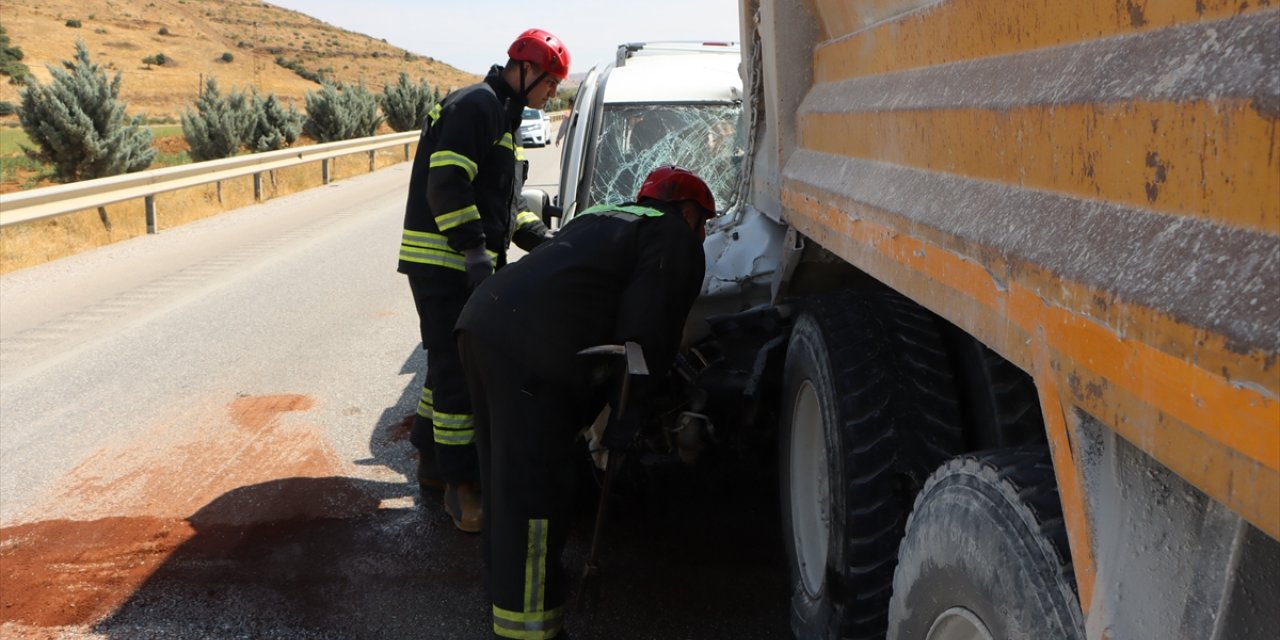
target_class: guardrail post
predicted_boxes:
[322,158,331,184]
[369,150,376,172]
[404,143,411,161]
[253,172,263,202]
[145,195,157,234]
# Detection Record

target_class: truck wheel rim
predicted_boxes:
[925,607,995,640]
[790,379,830,598]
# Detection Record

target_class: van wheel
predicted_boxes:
[780,291,963,639]
[886,449,1084,640]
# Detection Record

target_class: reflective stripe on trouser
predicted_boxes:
[492,519,563,639]
[434,410,474,445]
[417,386,434,420]
[458,330,585,640]
[407,276,479,483]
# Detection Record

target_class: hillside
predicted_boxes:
[0,0,482,120]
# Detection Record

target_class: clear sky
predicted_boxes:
[266,0,743,77]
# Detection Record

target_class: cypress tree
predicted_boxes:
[379,72,434,132]
[18,40,154,229]
[249,91,303,152]
[304,81,383,142]
[181,76,254,161]
[18,40,154,182]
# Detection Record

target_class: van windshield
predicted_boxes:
[588,103,742,214]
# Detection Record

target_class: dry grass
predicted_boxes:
[0,0,479,119]
[0,143,416,274]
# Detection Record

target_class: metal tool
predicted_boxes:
[575,341,647,612]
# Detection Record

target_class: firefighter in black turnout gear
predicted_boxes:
[457,166,717,638]
[398,28,568,533]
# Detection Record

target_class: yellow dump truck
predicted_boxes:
[646,2,1278,638]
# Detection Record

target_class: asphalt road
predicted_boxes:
[0,144,790,639]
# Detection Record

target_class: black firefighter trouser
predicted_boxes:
[459,329,582,640]
[408,276,478,483]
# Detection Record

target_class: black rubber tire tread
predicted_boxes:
[781,290,965,640]
[944,330,1045,450]
[979,346,1045,448]
[886,448,1083,640]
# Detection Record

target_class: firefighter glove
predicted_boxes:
[463,246,493,289]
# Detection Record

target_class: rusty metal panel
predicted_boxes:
[815,0,1276,83]
[773,0,1280,550]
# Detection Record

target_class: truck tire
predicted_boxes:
[886,449,1083,640]
[942,330,1045,450]
[780,291,964,640]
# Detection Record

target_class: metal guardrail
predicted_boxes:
[0,131,420,232]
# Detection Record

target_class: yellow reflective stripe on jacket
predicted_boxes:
[400,230,498,270]
[429,150,479,181]
[416,386,434,420]
[399,230,466,271]
[433,411,474,445]
[515,210,540,229]
[426,103,442,126]
[515,145,526,161]
[435,204,481,231]
[495,132,515,151]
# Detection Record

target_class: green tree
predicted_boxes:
[379,72,434,132]
[249,91,303,152]
[19,40,154,228]
[181,76,254,161]
[303,81,383,142]
[0,26,30,84]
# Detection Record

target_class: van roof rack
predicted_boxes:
[615,41,739,67]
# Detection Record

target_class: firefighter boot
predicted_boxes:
[416,451,445,490]
[444,482,483,533]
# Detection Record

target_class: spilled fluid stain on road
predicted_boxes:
[1,395,788,639]
[0,394,413,634]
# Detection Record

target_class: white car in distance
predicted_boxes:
[519,108,552,147]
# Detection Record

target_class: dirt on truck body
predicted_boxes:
[633,2,1279,639]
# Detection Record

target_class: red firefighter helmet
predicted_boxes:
[637,165,716,217]
[508,28,571,80]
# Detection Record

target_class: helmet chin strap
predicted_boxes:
[518,62,550,101]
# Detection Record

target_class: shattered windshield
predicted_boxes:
[588,103,742,214]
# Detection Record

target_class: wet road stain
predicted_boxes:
[0,395,789,638]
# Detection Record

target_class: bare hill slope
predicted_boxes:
[0,0,481,120]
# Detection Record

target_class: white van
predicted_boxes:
[553,42,743,224]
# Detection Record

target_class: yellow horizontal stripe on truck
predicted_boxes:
[779,183,1280,542]
[799,101,1280,233]
[811,0,1276,83]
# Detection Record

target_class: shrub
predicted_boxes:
[158,27,170,36]
[0,26,30,84]
[304,82,383,142]
[220,52,233,63]
[249,92,303,151]
[18,40,155,183]
[65,19,82,28]
[379,72,435,132]
[181,77,254,161]
[0,101,14,116]
[274,56,326,84]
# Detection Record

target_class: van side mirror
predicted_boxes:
[522,187,550,219]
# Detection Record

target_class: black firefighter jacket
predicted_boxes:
[456,200,706,423]
[398,65,549,290]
